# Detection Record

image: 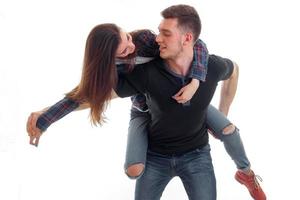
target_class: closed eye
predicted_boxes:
[119,34,132,55]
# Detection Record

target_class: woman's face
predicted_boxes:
[116,30,136,58]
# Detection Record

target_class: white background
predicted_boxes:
[1,0,300,199]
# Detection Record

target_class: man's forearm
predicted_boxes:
[219,62,239,116]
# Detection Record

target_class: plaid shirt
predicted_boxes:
[37,98,79,132]
[37,30,208,131]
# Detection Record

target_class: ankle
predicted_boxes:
[239,169,252,175]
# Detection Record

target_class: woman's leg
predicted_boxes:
[124,109,151,179]
[206,104,250,171]
[206,105,266,199]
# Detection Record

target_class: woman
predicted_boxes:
[26,23,264,199]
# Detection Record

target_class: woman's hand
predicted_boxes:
[26,111,44,146]
[172,79,200,104]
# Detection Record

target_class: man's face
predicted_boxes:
[156,18,185,59]
[116,30,135,58]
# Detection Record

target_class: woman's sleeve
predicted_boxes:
[190,39,209,82]
[133,30,209,82]
[132,29,160,57]
[36,97,80,132]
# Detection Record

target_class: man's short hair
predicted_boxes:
[161,4,201,41]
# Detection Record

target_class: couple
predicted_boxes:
[26,4,266,200]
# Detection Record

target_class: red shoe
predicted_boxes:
[235,170,266,200]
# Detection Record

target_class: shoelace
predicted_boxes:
[253,174,263,189]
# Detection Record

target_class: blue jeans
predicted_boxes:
[124,104,250,173]
[135,144,216,200]
[206,105,250,171]
[124,111,150,178]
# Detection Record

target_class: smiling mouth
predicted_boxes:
[159,46,167,51]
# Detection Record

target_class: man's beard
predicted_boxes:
[160,44,183,60]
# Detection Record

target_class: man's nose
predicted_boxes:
[155,34,162,43]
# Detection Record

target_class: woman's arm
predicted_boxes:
[35,97,83,132]
[131,30,209,103]
[172,39,209,103]
[26,97,86,146]
[27,89,119,146]
[190,39,209,81]
[132,30,208,79]
[131,29,160,58]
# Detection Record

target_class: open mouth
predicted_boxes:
[159,46,167,52]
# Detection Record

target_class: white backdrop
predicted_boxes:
[1,0,300,199]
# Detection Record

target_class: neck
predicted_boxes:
[165,47,193,76]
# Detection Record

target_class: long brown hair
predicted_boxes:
[66,23,121,125]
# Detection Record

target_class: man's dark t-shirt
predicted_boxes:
[116,55,234,155]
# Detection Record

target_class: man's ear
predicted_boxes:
[183,32,193,45]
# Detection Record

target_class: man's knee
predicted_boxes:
[222,124,236,135]
[126,163,145,179]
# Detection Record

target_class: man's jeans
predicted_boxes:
[135,144,216,200]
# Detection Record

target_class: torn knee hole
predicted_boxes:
[222,124,236,135]
[126,163,145,178]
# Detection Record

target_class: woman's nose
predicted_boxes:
[129,42,135,53]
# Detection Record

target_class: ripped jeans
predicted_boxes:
[124,104,250,178]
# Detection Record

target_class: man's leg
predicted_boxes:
[178,144,216,200]
[206,105,266,200]
[135,150,173,200]
[124,111,150,179]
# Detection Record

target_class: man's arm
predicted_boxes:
[219,61,239,116]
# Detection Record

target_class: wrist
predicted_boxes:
[41,107,49,113]
[190,78,200,88]
[219,105,229,116]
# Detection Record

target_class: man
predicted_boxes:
[116,4,237,200]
